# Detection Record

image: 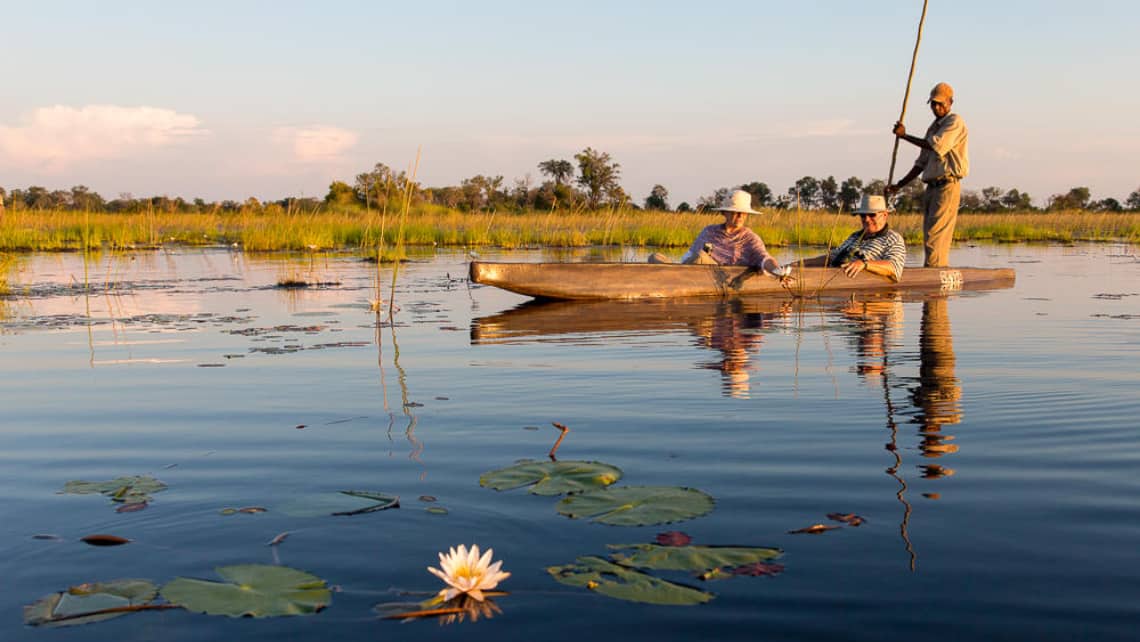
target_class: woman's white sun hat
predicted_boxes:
[714,189,761,214]
[853,194,891,215]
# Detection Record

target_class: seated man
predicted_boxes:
[799,194,906,281]
[649,189,789,278]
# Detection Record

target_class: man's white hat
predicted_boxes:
[714,189,761,214]
[853,194,891,215]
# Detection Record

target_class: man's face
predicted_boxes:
[859,211,887,234]
[929,97,952,118]
[723,211,747,231]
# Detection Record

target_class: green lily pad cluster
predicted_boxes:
[24,565,331,627]
[480,460,713,526]
[61,475,168,508]
[548,542,782,605]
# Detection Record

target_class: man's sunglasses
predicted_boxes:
[857,212,883,220]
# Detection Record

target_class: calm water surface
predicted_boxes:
[1,244,1137,641]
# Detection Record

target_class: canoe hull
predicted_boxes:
[469,261,1015,300]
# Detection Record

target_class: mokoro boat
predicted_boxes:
[469,261,1015,301]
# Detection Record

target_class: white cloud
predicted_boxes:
[0,105,206,169]
[271,125,359,163]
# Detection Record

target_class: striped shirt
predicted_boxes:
[682,224,778,270]
[827,227,907,281]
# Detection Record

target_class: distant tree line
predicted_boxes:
[2,149,1138,215]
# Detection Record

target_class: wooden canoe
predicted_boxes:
[469,261,1015,301]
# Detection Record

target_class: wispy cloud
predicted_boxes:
[0,105,206,169]
[271,126,359,163]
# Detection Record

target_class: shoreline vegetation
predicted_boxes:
[0,206,1137,257]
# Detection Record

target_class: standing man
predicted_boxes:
[887,82,969,267]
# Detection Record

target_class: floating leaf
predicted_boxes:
[116,502,148,513]
[24,579,158,627]
[426,506,449,515]
[728,562,785,577]
[556,486,713,526]
[787,524,840,535]
[160,564,330,618]
[418,495,438,502]
[61,475,167,507]
[479,460,622,496]
[277,491,399,517]
[334,491,399,515]
[238,506,268,514]
[267,532,290,546]
[655,531,692,547]
[547,556,712,605]
[608,543,781,572]
[826,513,866,526]
[81,534,132,547]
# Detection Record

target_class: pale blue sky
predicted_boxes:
[1,1,1136,205]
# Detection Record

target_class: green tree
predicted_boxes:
[354,163,393,208]
[538,159,575,186]
[697,187,730,211]
[787,176,820,209]
[1001,189,1033,211]
[70,185,105,211]
[739,181,772,207]
[959,190,984,212]
[838,177,863,212]
[1048,186,1091,210]
[1126,187,1140,211]
[818,176,839,210]
[574,148,622,208]
[981,186,1004,212]
[862,179,886,197]
[325,180,357,206]
[644,184,669,211]
[676,201,692,213]
[1093,197,1123,212]
[891,180,925,212]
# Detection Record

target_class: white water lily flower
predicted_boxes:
[427,544,510,602]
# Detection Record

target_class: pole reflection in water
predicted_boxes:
[839,295,962,569]
[839,297,918,569]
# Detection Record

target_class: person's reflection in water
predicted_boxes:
[910,297,962,482]
[841,297,904,382]
[691,300,784,399]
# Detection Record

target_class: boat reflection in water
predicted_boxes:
[470,298,797,398]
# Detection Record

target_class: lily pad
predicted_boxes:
[479,460,622,496]
[607,543,782,573]
[556,486,714,526]
[160,564,330,618]
[24,579,158,627]
[547,556,712,605]
[61,475,167,506]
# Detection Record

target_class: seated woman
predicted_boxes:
[649,189,789,278]
[799,194,906,281]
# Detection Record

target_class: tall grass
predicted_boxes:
[2,206,1137,254]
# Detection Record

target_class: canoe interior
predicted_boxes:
[469,261,1016,301]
